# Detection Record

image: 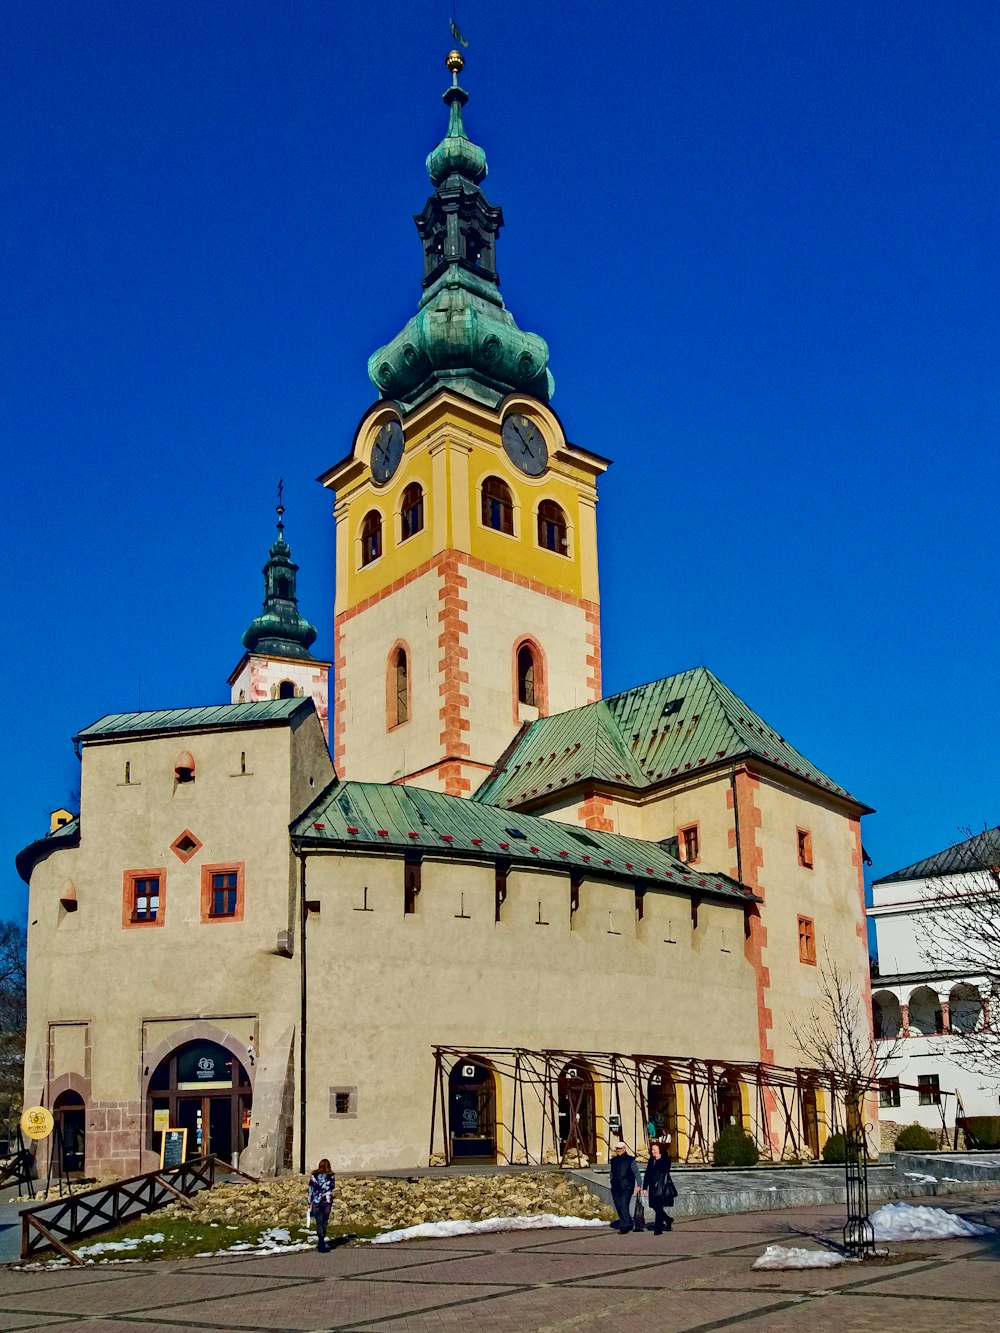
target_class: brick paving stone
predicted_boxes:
[189,1246,468,1280]
[0,1272,306,1319]
[850,1251,1000,1299]
[0,1315,71,1331]
[723,1292,997,1333]
[151,1278,514,1330]
[356,1285,791,1332]
[364,1251,662,1286]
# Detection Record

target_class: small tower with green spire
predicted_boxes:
[228,489,331,738]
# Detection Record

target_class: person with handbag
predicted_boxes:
[609,1140,643,1234]
[642,1139,677,1235]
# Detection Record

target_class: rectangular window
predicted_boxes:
[679,825,700,864]
[329,1086,357,1118]
[797,828,813,868]
[122,868,166,929]
[878,1078,901,1108]
[200,863,245,923]
[798,915,816,965]
[404,858,421,915]
[918,1074,941,1106]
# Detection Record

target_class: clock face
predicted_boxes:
[371,418,404,484]
[501,413,548,476]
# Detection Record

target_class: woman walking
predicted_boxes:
[642,1139,676,1235]
[307,1157,336,1252]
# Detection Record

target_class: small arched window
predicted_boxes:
[537,500,568,553]
[275,576,291,599]
[278,680,296,700]
[392,648,409,726]
[361,510,382,566]
[517,644,537,707]
[482,477,514,535]
[400,483,424,541]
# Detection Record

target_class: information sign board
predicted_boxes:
[20,1107,53,1141]
[159,1128,187,1168]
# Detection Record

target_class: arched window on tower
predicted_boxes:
[537,500,568,553]
[482,477,514,535]
[389,646,409,728]
[275,575,291,599]
[400,483,424,541]
[278,680,296,700]
[517,644,537,707]
[361,510,382,566]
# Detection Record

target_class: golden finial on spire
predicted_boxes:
[446,49,464,75]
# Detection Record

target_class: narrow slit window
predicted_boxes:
[517,644,537,707]
[798,915,816,965]
[393,649,409,726]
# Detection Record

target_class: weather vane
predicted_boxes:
[276,478,285,530]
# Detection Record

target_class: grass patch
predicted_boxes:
[33,1214,378,1264]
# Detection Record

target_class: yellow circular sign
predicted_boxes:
[20,1106,54,1141]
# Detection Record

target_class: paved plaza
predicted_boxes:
[0,1194,998,1332]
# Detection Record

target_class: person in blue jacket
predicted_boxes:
[609,1140,643,1234]
[307,1157,336,1252]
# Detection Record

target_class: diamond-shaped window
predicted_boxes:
[171,830,203,863]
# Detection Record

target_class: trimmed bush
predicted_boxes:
[713,1125,760,1167]
[821,1132,847,1163]
[894,1122,938,1151]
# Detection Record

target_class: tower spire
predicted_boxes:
[367,51,553,412]
[240,494,318,661]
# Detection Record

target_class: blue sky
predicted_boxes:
[3,1,998,924]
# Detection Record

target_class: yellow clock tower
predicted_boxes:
[320,55,607,796]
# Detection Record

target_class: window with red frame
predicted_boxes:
[798,915,816,965]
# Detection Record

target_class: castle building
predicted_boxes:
[870,827,1000,1143]
[18,54,874,1177]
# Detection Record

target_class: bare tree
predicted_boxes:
[919,826,1000,1078]
[0,922,26,1142]
[793,958,901,1124]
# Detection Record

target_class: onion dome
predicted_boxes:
[367,52,553,413]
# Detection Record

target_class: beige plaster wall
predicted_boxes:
[300,851,759,1170]
[336,565,442,783]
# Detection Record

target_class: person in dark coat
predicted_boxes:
[307,1157,336,1252]
[608,1140,642,1234]
[641,1139,676,1234]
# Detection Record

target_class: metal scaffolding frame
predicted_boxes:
[431,1045,857,1166]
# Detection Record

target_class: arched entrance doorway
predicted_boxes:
[646,1068,678,1145]
[448,1058,498,1163]
[53,1091,85,1173]
[147,1041,251,1162]
[716,1071,744,1132]
[557,1062,596,1163]
[800,1084,820,1158]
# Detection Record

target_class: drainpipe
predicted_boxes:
[730,767,743,885]
[297,848,308,1175]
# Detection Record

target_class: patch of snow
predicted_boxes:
[904,1172,938,1183]
[753,1245,848,1270]
[372,1214,607,1245]
[871,1202,994,1240]
[74,1233,165,1258]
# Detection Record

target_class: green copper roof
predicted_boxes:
[367,53,553,412]
[873,825,1000,885]
[473,667,869,811]
[241,506,318,661]
[292,780,756,904]
[75,697,314,743]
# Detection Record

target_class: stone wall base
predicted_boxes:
[86,1100,144,1177]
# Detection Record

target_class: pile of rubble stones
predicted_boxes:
[164,1172,613,1233]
